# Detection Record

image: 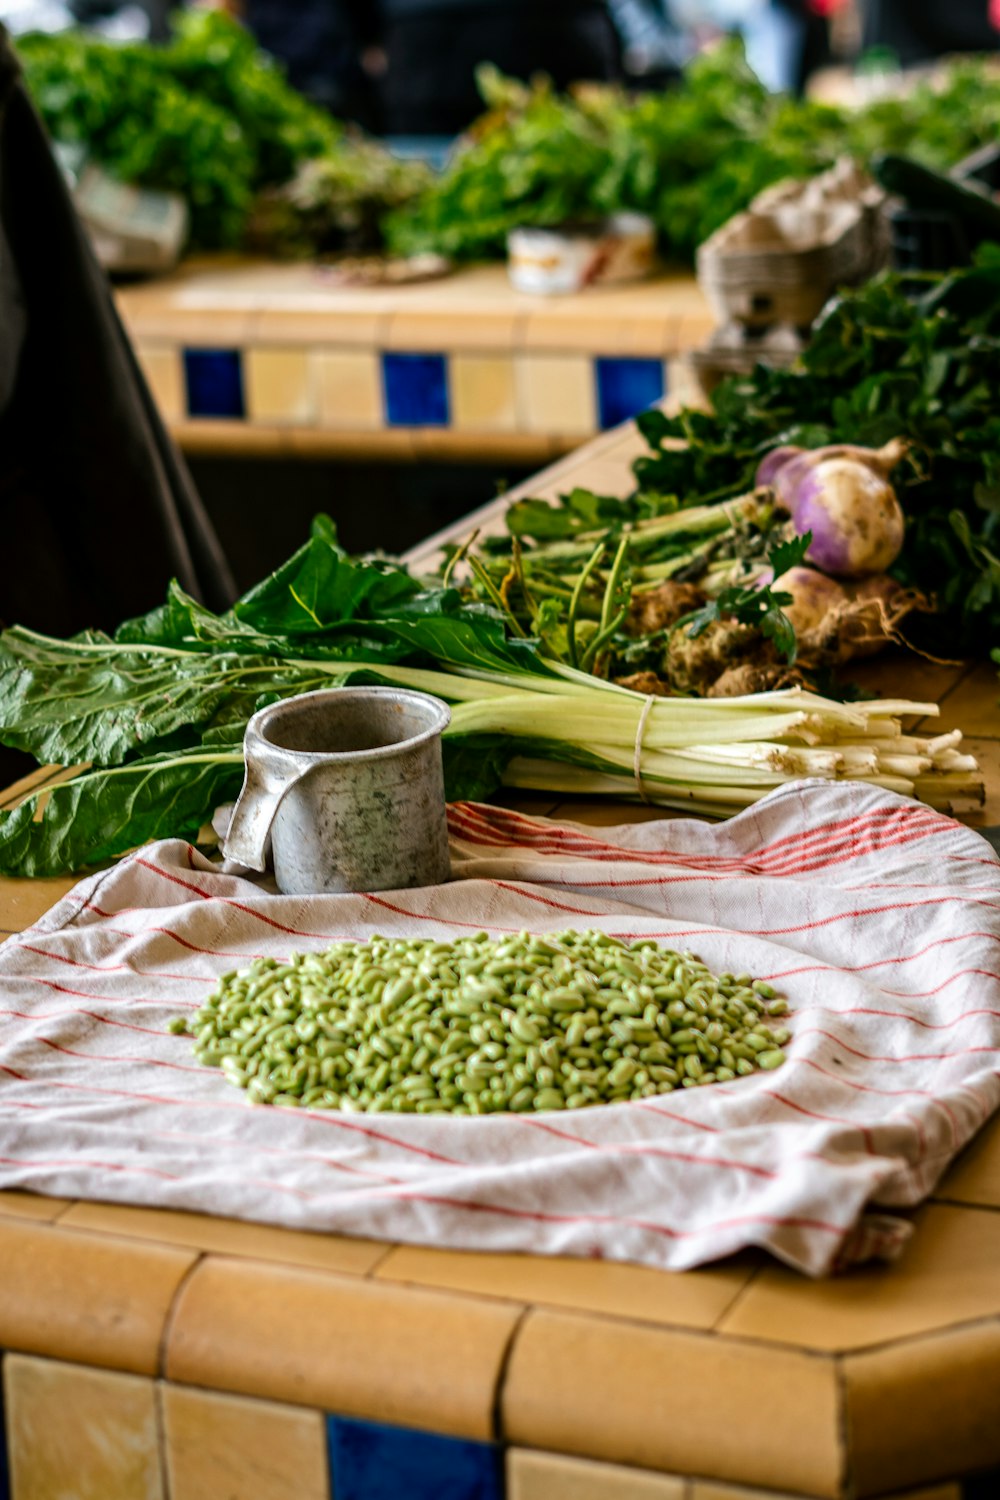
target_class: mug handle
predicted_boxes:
[222,755,311,872]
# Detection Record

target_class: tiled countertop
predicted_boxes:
[114,258,712,462]
[1,421,999,1500]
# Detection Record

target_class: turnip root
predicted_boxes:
[757,438,908,579]
[776,565,850,635]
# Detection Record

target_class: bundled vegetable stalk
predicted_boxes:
[0,519,981,878]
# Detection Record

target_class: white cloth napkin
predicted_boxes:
[0,779,997,1276]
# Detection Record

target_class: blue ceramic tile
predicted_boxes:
[595,356,665,429]
[382,352,450,427]
[326,1415,503,1500]
[183,348,245,419]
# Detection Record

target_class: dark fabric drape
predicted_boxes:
[0,26,237,639]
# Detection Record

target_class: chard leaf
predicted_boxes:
[0,630,345,766]
[0,749,245,877]
[232,515,418,636]
[441,735,512,802]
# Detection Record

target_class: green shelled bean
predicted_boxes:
[173,930,791,1114]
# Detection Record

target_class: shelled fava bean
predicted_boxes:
[170,930,791,1115]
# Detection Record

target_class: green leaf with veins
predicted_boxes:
[0,748,246,878]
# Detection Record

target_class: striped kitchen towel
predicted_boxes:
[0,778,996,1276]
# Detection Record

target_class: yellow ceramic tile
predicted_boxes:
[166,1254,521,1440]
[0,1191,73,1223]
[376,1245,752,1331]
[254,304,389,348]
[934,1115,1000,1208]
[5,1354,162,1500]
[844,1320,1000,1496]
[61,1201,388,1276]
[0,1218,196,1375]
[315,349,383,429]
[516,355,597,436]
[450,356,518,432]
[508,1449,685,1500]
[244,348,316,425]
[520,306,631,355]
[124,305,255,347]
[161,1384,328,1500]
[675,310,716,349]
[502,1310,841,1497]
[719,1204,1000,1352]
[384,308,520,352]
[136,344,184,423]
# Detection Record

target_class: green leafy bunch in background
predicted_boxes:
[390,41,1000,265]
[387,65,611,260]
[17,9,339,248]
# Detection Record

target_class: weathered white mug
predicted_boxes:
[223,687,451,895]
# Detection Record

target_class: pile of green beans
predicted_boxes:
[171,930,790,1114]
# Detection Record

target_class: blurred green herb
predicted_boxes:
[389,43,1000,266]
[17,11,338,249]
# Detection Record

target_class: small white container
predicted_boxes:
[507,213,655,295]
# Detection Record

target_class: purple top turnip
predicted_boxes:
[756,438,909,578]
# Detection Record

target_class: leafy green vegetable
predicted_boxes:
[17,12,338,249]
[636,259,1000,651]
[389,43,1000,266]
[0,748,245,880]
[387,66,610,261]
[163,9,337,190]
[247,142,431,258]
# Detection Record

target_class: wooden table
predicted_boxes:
[0,421,998,1500]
